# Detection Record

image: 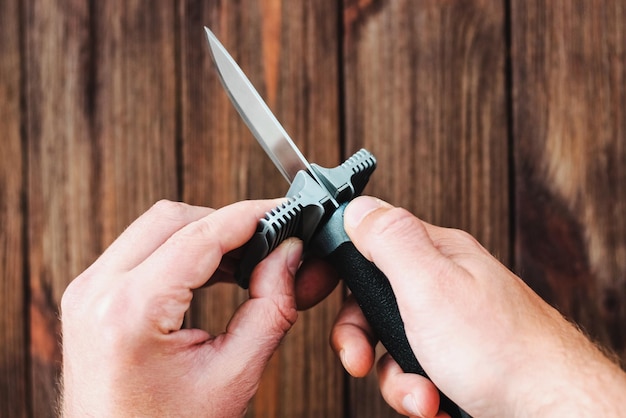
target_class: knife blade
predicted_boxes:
[205,27,311,185]
[204,26,468,418]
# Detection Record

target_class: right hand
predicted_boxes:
[330,196,626,417]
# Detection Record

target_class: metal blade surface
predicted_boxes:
[204,27,310,184]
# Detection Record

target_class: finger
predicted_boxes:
[217,238,302,375]
[343,196,472,308]
[330,295,377,377]
[248,237,302,301]
[133,199,283,291]
[124,199,283,335]
[201,249,243,286]
[294,258,340,310]
[94,200,214,273]
[377,353,442,418]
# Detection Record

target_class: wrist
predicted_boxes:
[61,359,134,418]
[507,319,626,417]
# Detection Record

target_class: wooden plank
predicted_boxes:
[179,1,344,416]
[0,0,28,415]
[24,1,178,416]
[342,1,509,416]
[512,1,626,360]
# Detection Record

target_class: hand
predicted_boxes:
[330,196,626,417]
[61,199,305,417]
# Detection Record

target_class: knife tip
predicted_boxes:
[203,26,213,40]
[204,26,223,55]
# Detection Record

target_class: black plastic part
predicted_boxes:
[235,171,328,288]
[310,148,376,202]
[314,205,468,418]
[235,149,375,288]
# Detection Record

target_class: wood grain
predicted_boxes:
[0,0,27,415]
[343,1,509,415]
[343,0,509,254]
[4,1,624,416]
[24,1,178,415]
[179,1,344,416]
[512,0,626,360]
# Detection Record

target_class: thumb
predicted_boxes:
[342,196,467,319]
[220,238,302,368]
[343,196,445,284]
[343,196,467,396]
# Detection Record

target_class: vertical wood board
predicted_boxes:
[24,1,178,415]
[0,0,27,415]
[512,0,626,360]
[342,1,509,415]
[2,1,623,417]
[179,1,344,417]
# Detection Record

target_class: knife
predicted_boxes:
[204,26,468,418]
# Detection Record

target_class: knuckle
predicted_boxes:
[370,207,428,242]
[60,272,92,319]
[277,296,298,328]
[174,215,219,249]
[149,199,190,221]
[269,296,298,334]
[90,285,142,347]
[190,215,219,239]
[60,280,80,318]
[448,228,482,249]
[61,274,145,354]
[163,216,223,278]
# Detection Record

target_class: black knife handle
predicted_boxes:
[313,204,468,418]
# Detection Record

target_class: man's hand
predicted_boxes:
[61,200,303,417]
[331,196,626,417]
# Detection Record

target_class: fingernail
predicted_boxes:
[402,394,422,417]
[286,238,303,276]
[344,196,391,230]
[340,349,353,375]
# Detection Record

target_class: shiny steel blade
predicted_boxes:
[204,27,310,184]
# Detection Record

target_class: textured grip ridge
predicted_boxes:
[235,197,304,288]
[259,197,303,253]
[236,170,327,287]
[310,149,377,202]
[343,149,377,196]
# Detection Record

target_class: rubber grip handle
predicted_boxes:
[315,205,468,418]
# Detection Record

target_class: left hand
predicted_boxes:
[61,199,308,417]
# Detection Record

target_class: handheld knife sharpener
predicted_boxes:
[236,149,377,288]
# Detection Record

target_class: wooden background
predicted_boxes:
[1,0,624,416]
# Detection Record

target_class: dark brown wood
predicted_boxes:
[24,1,178,416]
[4,1,625,416]
[343,1,509,415]
[512,0,626,361]
[0,0,27,415]
[179,1,344,417]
